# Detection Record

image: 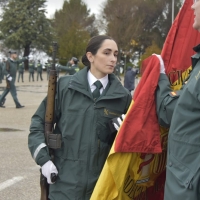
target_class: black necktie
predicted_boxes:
[92,80,103,100]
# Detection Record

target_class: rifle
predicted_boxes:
[40,42,61,200]
[5,60,10,89]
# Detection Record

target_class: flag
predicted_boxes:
[91,0,200,199]
[91,55,166,200]
[161,0,200,88]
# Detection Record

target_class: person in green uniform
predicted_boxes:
[28,58,35,82]
[17,61,25,82]
[70,57,79,73]
[36,60,43,81]
[155,1,200,199]
[0,50,28,108]
[28,35,132,200]
[46,59,52,80]
[64,60,72,75]
[60,57,79,75]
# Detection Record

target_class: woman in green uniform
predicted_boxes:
[28,35,132,200]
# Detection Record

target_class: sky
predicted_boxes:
[45,0,105,18]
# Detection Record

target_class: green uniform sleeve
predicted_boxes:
[28,97,51,166]
[59,65,74,73]
[156,74,180,127]
[29,77,64,166]
[17,57,27,64]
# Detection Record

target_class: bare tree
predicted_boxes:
[101,0,182,61]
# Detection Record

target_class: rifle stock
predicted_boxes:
[6,60,10,88]
[40,42,58,200]
[40,172,49,200]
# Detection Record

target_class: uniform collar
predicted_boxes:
[69,67,127,99]
[87,70,108,90]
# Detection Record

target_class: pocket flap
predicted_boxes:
[167,154,195,189]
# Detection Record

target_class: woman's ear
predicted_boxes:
[86,52,94,63]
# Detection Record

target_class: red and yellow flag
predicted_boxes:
[91,0,200,199]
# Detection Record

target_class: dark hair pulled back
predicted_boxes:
[82,35,115,67]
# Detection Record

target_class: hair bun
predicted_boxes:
[82,54,90,67]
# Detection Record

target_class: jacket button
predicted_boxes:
[169,162,172,167]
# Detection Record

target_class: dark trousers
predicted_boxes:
[37,72,43,81]
[29,72,34,81]
[0,83,21,106]
[18,72,24,82]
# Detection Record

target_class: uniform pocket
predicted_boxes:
[60,108,86,139]
[167,154,195,189]
[96,107,122,145]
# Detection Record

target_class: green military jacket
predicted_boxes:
[5,57,27,82]
[73,64,79,73]
[28,67,132,200]
[45,63,51,73]
[156,45,200,200]
[37,63,43,73]
[18,62,25,73]
[28,62,35,73]
[60,63,79,75]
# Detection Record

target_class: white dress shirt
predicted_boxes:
[87,70,109,94]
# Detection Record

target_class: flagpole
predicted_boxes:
[172,0,174,24]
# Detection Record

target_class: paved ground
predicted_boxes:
[0,71,49,200]
[0,71,139,200]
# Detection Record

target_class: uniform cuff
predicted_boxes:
[37,155,51,166]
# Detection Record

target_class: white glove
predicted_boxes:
[152,54,165,74]
[6,74,12,81]
[41,160,58,184]
[113,114,126,131]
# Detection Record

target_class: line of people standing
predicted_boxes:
[26,58,43,82]
[17,58,44,82]
[1,57,45,83]
[14,57,80,83]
